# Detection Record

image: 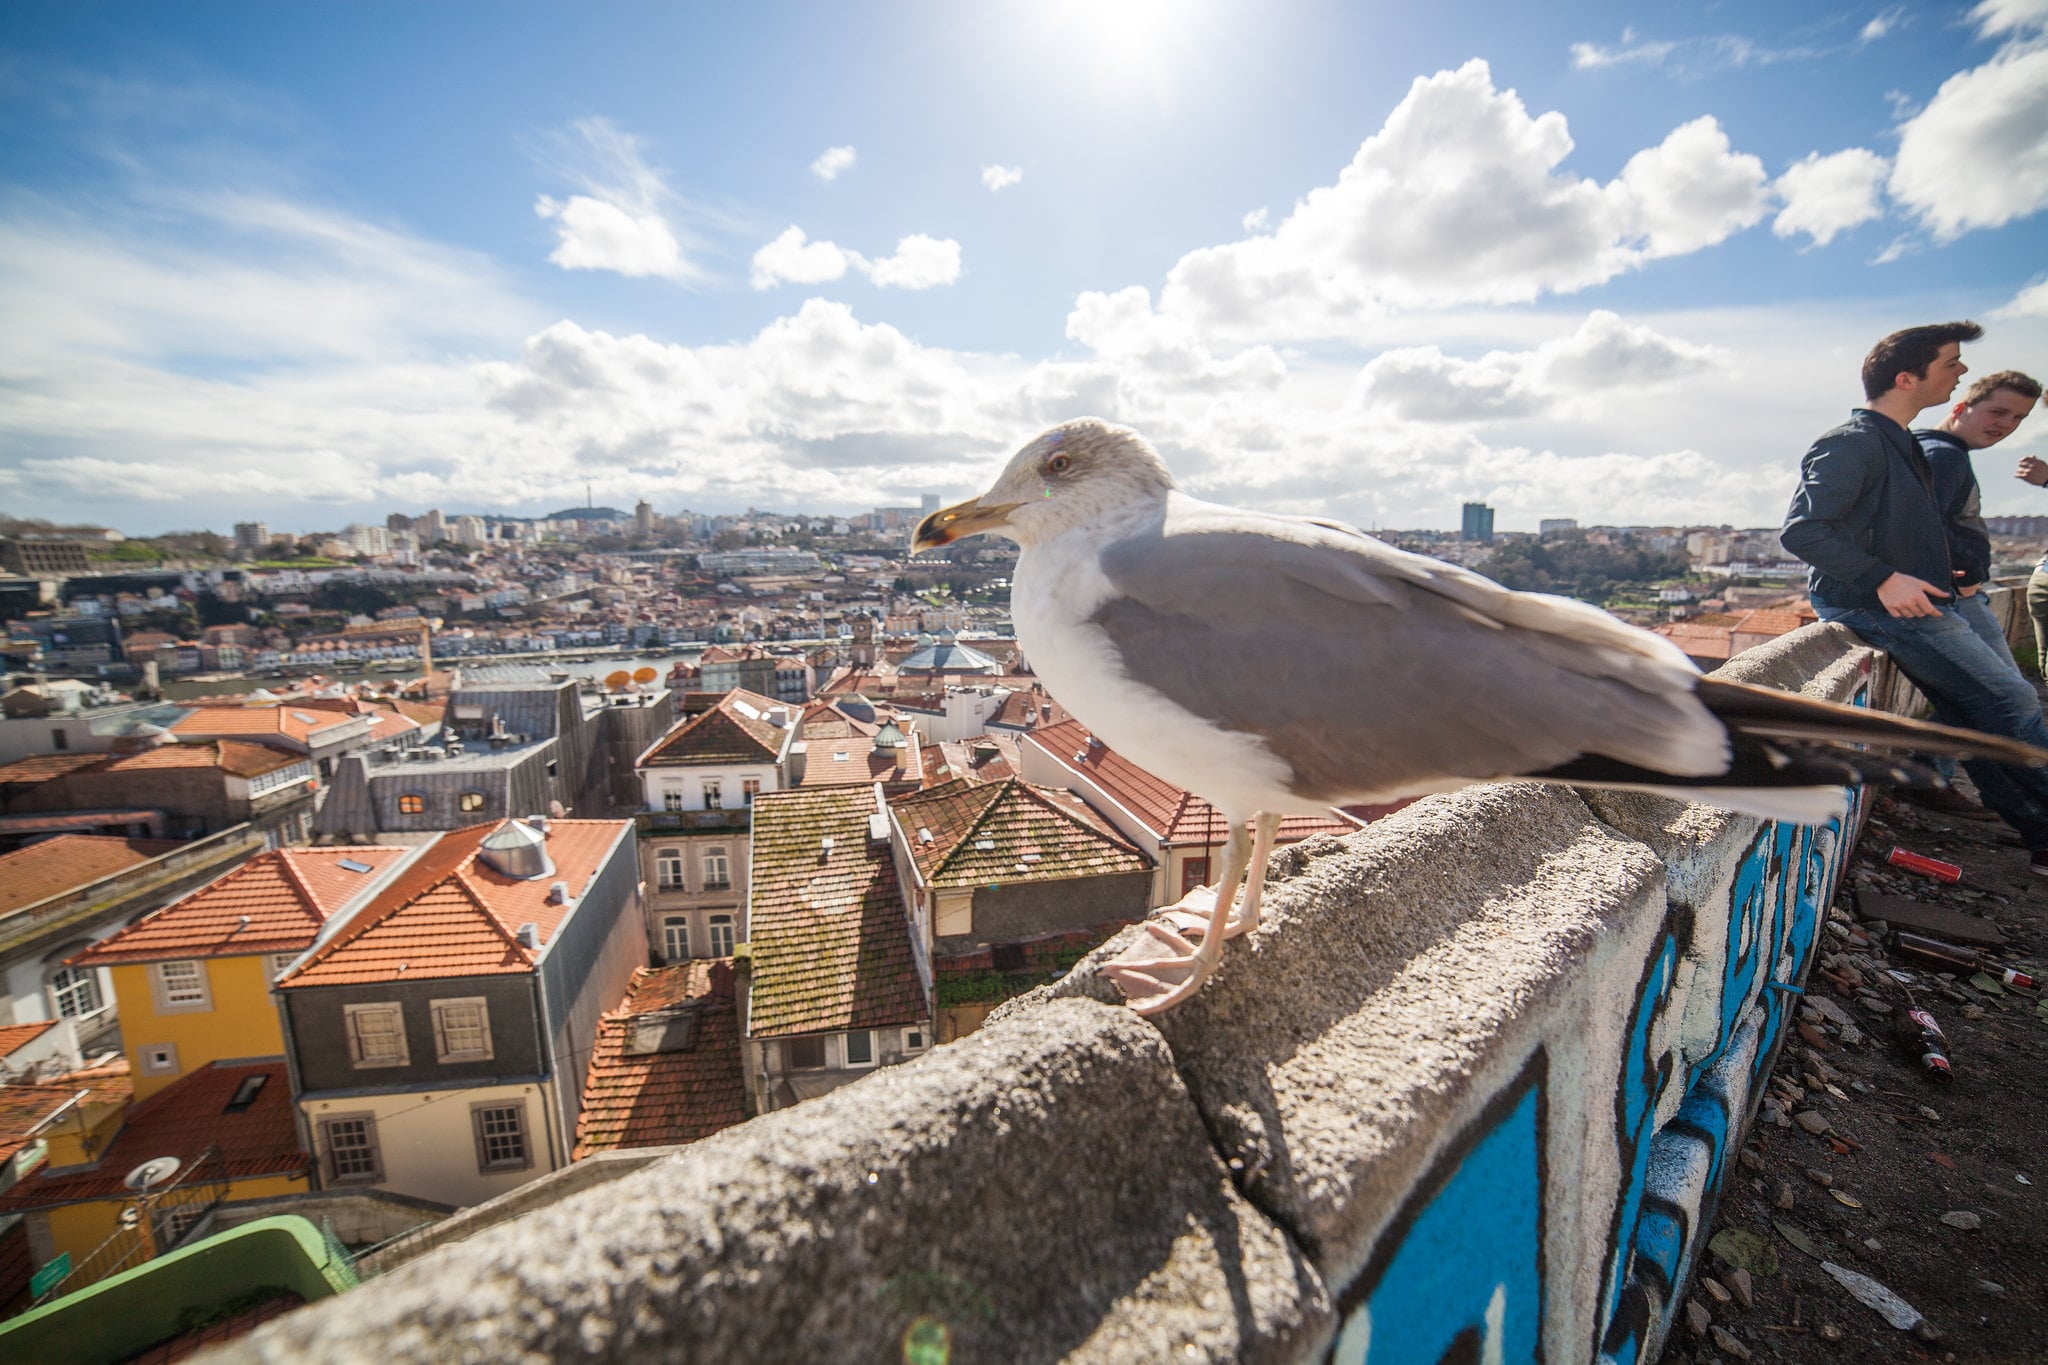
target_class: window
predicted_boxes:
[459,790,485,812]
[344,1002,408,1068]
[702,779,723,809]
[656,847,685,890]
[787,1036,826,1070]
[663,916,690,962]
[472,1102,531,1172]
[431,998,493,1063]
[140,1043,179,1076]
[742,777,762,805]
[224,1074,268,1112]
[903,1028,928,1052]
[843,1030,875,1067]
[1180,857,1211,897]
[321,1114,381,1183]
[48,965,102,1019]
[708,913,735,957]
[397,793,425,815]
[268,952,299,981]
[703,847,731,891]
[152,960,212,1013]
[663,789,684,812]
[545,758,558,778]
[51,728,68,751]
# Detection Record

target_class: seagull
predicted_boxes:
[911,418,2048,1016]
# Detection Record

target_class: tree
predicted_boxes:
[1476,534,1689,606]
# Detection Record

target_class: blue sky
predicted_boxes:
[2,0,2044,534]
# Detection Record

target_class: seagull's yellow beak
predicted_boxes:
[911,496,1023,554]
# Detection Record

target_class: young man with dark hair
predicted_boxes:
[1910,369,2041,816]
[1782,322,2048,877]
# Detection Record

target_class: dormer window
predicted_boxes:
[398,793,425,815]
[459,790,485,812]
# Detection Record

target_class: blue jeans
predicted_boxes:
[1820,603,2048,849]
[1933,592,2023,781]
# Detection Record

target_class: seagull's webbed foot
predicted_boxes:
[1103,818,1263,1016]
[1149,814,1283,943]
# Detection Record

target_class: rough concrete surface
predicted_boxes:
[212,997,1332,1364]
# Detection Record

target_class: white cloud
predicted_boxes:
[1771,148,1890,245]
[1155,61,1769,340]
[530,117,697,281]
[1570,30,1678,68]
[811,145,857,181]
[1859,7,1906,43]
[1889,31,2048,238]
[1993,277,2048,318]
[750,226,859,289]
[866,234,963,289]
[981,164,1023,192]
[1568,30,1821,76]
[1241,207,1269,232]
[1349,311,1721,421]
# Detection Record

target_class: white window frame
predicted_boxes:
[471,1101,532,1173]
[139,1042,180,1076]
[430,997,494,1064]
[662,916,691,962]
[741,777,762,805]
[656,847,686,890]
[151,960,213,1013]
[702,847,731,892]
[267,952,300,982]
[663,788,684,811]
[321,1113,382,1184]
[344,1001,409,1068]
[843,1030,876,1068]
[903,1027,928,1052]
[48,963,102,1019]
[458,790,486,812]
[701,779,723,809]
[708,913,735,957]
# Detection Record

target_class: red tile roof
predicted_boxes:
[0,1062,306,1210]
[918,735,1020,788]
[890,779,1151,890]
[638,689,784,768]
[573,960,746,1160]
[0,1061,134,1166]
[745,787,924,1038]
[0,835,184,915]
[0,1020,58,1057]
[1024,719,1361,846]
[0,753,106,785]
[168,705,358,745]
[279,820,630,986]
[71,847,413,966]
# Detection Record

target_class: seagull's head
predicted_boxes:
[912,418,1176,552]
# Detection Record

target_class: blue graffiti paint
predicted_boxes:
[1332,1059,1547,1365]
[1597,928,1681,1346]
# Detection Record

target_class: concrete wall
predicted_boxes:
[216,622,1885,1365]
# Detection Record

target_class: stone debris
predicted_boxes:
[1685,1299,1712,1338]
[1838,1023,1866,1046]
[1804,1167,1833,1187]
[1795,1109,1833,1135]
[1919,1105,1942,1122]
[1710,1324,1754,1360]
[1737,1146,1763,1173]
[1823,1261,1925,1331]
[1819,1322,1845,1341]
[1939,1209,1982,1230]
[1701,1276,1733,1305]
[1773,1179,1796,1209]
[1727,1267,1754,1309]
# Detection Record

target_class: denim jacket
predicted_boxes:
[1781,408,1954,611]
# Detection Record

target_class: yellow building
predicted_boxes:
[69,846,414,1101]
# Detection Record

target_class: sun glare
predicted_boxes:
[1071,0,1184,50]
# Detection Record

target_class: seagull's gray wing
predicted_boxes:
[1091,511,1727,804]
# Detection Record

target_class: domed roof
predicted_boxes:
[896,634,1001,675]
[479,819,554,879]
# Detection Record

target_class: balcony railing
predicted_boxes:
[635,809,750,834]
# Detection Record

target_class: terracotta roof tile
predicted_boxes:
[84,741,302,778]
[0,1081,85,1167]
[890,779,1151,890]
[1025,719,1360,846]
[71,847,412,966]
[918,735,1019,789]
[0,753,105,785]
[168,705,357,744]
[745,787,923,1039]
[0,1062,305,1210]
[573,960,746,1160]
[0,1020,58,1057]
[0,835,184,915]
[639,689,784,768]
[280,820,630,986]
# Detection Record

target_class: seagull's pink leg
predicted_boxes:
[1152,812,1280,941]
[1103,819,1252,1014]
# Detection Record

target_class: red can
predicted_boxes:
[1887,846,1963,884]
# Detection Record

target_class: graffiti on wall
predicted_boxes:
[1324,787,1860,1365]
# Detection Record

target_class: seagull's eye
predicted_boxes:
[1047,453,1072,474]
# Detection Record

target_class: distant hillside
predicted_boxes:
[541,506,629,522]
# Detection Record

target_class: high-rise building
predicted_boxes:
[233,522,270,554]
[385,512,414,533]
[344,524,391,557]
[417,509,447,545]
[453,515,487,548]
[919,493,941,516]
[1538,518,1577,539]
[635,500,655,539]
[1460,502,1495,543]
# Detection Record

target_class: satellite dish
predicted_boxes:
[603,670,632,691]
[631,666,658,684]
[124,1156,181,1192]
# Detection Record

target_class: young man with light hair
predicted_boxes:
[1781,322,2048,877]
[1909,369,2041,817]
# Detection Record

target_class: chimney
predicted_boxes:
[517,921,542,947]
